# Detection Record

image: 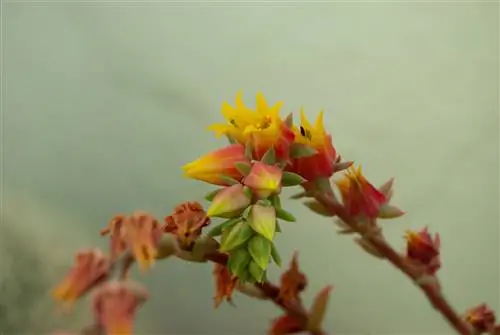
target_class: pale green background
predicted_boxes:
[1,1,498,334]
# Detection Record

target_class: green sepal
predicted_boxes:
[204,189,221,201]
[244,141,254,160]
[276,221,282,233]
[257,199,272,207]
[270,194,281,208]
[281,171,307,187]
[247,235,272,270]
[270,242,282,267]
[248,260,266,283]
[275,207,297,222]
[235,161,252,176]
[290,142,318,158]
[219,221,254,252]
[261,147,276,165]
[228,248,251,278]
[207,217,241,237]
[284,113,294,127]
[243,186,253,199]
[219,175,240,186]
[303,200,334,217]
[241,205,253,219]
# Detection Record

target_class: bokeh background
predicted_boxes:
[1,1,498,334]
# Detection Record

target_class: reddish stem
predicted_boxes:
[314,193,471,335]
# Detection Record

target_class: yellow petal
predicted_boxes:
[314,110,326,133]
[299,108,313,130]
[256,92,269,115]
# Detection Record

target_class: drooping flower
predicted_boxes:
[206,183,252,218]
[208,92,295,161]
[243,161,283,198]
[164,201,211,250]
[404,227,441,274]
[182,144,249,186]
[464,304,496,333]
[101,212,164,272]
[92,281,148,335]
[335,165,387,219]
[289,110,337,181]
[278,252,307,303]
[212,263,238,308]
[52,248,111,307]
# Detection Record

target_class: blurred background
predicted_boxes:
[1,1,498,334]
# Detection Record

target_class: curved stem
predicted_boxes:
[314,193,471,335]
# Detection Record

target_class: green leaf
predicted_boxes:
[248,204,277,241]
[270,242,282,267]
[228,248,251,278]
[284,112,294,127]
[204,189,221,201]
[234,161,252,176]
[261,147,276,165]
[207,217,241,237]
[247,235,271,269]
[248,260,266,283]
[219,175,240,185]
[219,221,254,252]
[244,141,254,160]
[275,207,296,222]
[281,171,307,187]
[303,200,334,217]
[290,142,318,158]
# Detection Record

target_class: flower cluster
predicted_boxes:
[50,92,495,335]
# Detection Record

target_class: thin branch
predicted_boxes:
[314,193,471,335]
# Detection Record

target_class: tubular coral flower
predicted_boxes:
[335,165,387,219]
[206,184,251,218]
[278,252,307,303]
[243,161,283,198]
[164,201,211,250]
[92,281,149,335]
[208,92,295,161]
[289,110,337,181]
[404,227,441,275]
[212,263,238,308]
[464,304,496,333]
[52,248,111,307]
[182,144,249,186]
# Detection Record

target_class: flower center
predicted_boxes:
[255,116,272,130]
